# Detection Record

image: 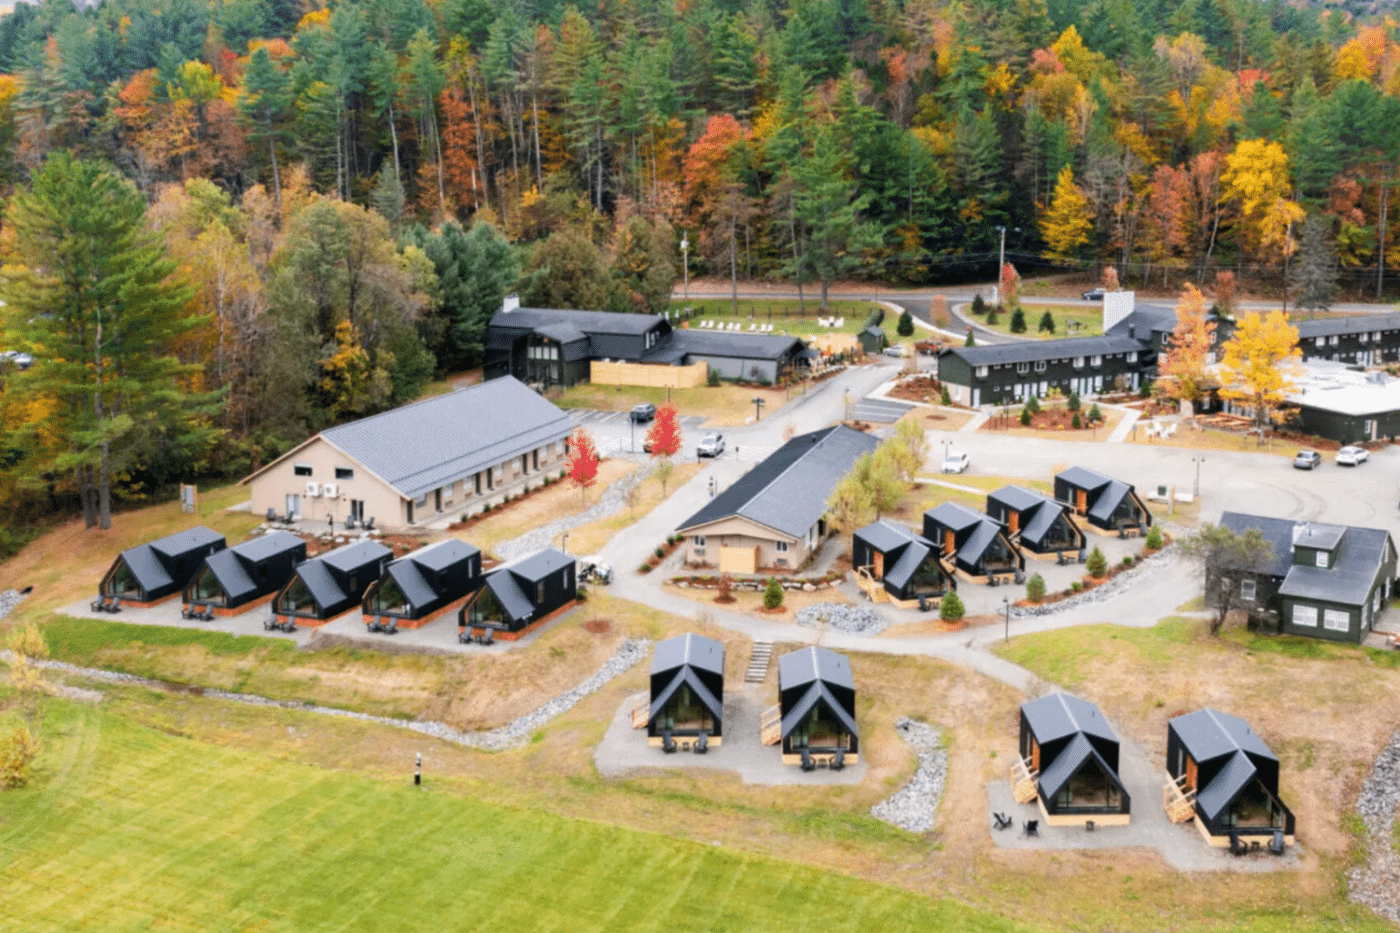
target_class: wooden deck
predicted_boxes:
[1163,771,1197,823]
[631,700,649,729]
[855,566,887,603]
[760,705,782,746]
[1010,756,1039,804]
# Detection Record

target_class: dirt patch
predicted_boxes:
[582,618,611,634]
[888,374,944,403]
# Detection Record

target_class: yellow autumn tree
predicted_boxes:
[1040,165,1092,260]
[1221,139,1305,262]
[1218,311,1301,433]
[1157,283,1217,411]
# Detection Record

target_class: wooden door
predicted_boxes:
[943,529,955,554]
[1076,490,1087,513]
[872,551,884,580]
[1185,757,1197,791]
[1008,510,1020,534]
[1030,738,1040,771]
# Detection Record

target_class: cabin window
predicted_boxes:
[536,582,545,603]
[1016,362,1030,374]
[335,467,354,480]
[294,463,313,477]
[278,577,316,615]
[475,473,482,495]
[1126,351,1137,362]
[1291,604,1318,627]
[469,587,505,625]
[1323,608,1350,632]
[1329,335,1339,346]
[1315,337,1325,347]
[1055,759,1120,811]
[693,535,706,549]
[415,493,429,508]
[1316,550,1330,569]
[1090,355,1102,367]
[1072,356,1085,369]
[1034,360,1047,372]
[369,577,410,615]
[188,566,226,604]
[1360,332,1369,343]
[975,365,989,378]
[1240,578,1256,602]
[776,541,789,552]
[442,483,454,504]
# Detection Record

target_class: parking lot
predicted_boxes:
[566,409,779,462]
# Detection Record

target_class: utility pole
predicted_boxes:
[681,231,689,302]
[993,226,1006,306]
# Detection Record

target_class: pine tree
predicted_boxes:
[1010,307,1027,333]
[4,153,212,530]
[897,309,914,336]
[238,47,290,213]
[964,330,976,347]
[1040,165,1093,260]
[369,166,405,228]
[1038,310,1055,333]
[1290,214,1339,314]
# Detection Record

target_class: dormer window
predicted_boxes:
[975,365,989,378]
[1316,550,1330,569]
[1016,362,1030,374]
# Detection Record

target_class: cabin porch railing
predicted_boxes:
[631,700,649,728]
[1010,756,1039,804]
[760,705,783,746]
[1163,771,1196,823]
[855,566,887,603]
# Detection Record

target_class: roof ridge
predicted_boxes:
[732,426,841,518]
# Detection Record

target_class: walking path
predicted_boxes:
[1106,405,1141,443]
[494,466,648,561]
[959,410,991,432]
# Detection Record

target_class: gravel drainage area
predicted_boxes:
[1348,727,1400,923]
[795,602,887,636]
[870,718,946,832]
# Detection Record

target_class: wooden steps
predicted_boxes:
[631,700,649,729]
[746,641,773,684]
[1163,772,1197,823]
[760,704,782,746]
[855,567,888,603]
[1010,757,1039,804]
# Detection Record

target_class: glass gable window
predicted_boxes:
[468,588,506,625]
[368,578,410,615]
[656,684,713,733]
[105,561,142,597]
[1054,759,1120,811]
[791,704,850,750]
[187,566,226,605]
[278,577,317,615]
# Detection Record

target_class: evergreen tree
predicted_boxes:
[1290,214,1339,314]
[1038,310,1056,333]
[369,165,405,228]
[411,220,519,371]
[1010,307,1027,333]
[238,47,291,213]
[897,308,914,336]
[965,330,976,347]
[3,153,212,530]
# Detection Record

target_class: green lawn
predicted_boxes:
[971,302,1104,340]
[669,299,915,343]
[0,701,1026,933]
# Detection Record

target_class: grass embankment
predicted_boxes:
[551,382,794,427]
[566,462,703,557]
[969,302,1104,340]
[0,702,1023,933]
[456,459,635,556]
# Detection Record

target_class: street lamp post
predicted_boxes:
[752,397,765,422]
[629,417,635,453]
[993,225,1007,306]
[1191,456,1204,500]
[560,531,569,554]
[681,232,689,301]
[1003,597,1010,643]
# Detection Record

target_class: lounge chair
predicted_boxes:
[1023,819,1038,837]
[800,748,815,771]
[696,732,708,754]
[1229,831,1246,856]
[662,731,677,753]
[1269,830,1285,855]
[992,812,1013,830]
[364,517,375,531]
[831,748,846,771]
[266,508,277,522]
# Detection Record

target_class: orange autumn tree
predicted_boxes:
[1157,283,1217,413]
[566,426,600,505]
[1218,311,1301,434]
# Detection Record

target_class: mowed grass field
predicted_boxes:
[0,701,1022,933]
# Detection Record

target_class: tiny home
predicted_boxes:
[1018,693,1131,826]
[460,547,576,640]
[986,486,1085,559]
[646,633,725,748]
[923,502,1024,583]
[272,540,393,627]
[776,646,859,768]
[1167,708,1295,847]
[96,526,226,609]
[851,519,953,604]
[857,326,886,355]
[1054,467,1152,536]
[182,531,306,618]
[362,538,483,632]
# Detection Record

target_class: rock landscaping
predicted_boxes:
[671,571,843,592]
[1011,545,1177,618]
[795,602,887,636]
[870,718,947,833]
[0,588,29,621]
[3,637,652,753]
[495,468,647,562]
[1348,726,1400,923]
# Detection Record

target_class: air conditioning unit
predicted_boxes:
[322,482,339,498]
[305,481,321,497]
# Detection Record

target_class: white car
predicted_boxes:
[941,451,970,474]
[1337,445,1370,466]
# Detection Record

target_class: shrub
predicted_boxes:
[542,475,551,486]
[964,330,976,347]
[1139,380,1152,399]
[1009,308,1027,333]
[707,365,721,386]
[1025,573,1046,603]
[1019,406,1031,426]
[986,304,999,326]
[940,386,951,405]
[640,562,652,573]
[970,294,987,315]
[897,309,914,336]
[1067,391,1081,412]
[0,726,38,789]
[939,590,966,622]
[482,502,492,513]
[1088,403,1103,423]
[460,513,469,523]
[1122,555,1135,566]
[1145,526,1164,550]
[763,578,784,610]
[1038,310,1055,333]
[1070,412,1081,429]
[1086,546,1108,578]
[1025,395,1041,414]
[1070,580,1083,593]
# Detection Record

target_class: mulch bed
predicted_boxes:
[1016,539,1171,608]
[582,618,612,634]
[981,407,1102,432]
[889,374,944,403]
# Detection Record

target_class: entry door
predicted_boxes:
[435,488,442,513]
[971,388,980,407]
[285,493,300,519]
[349,499,365,523]
[872,551,884,579]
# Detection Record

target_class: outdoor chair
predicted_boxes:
[1269,830,1285,855]
[831,748,846,771]
[283,510,295,524]
[662,731,677,753]
[384,621,398,635]
[266,508,277,522]
[458,629,471,644]
[1023,820,1038,837]
[1229,832,1246,856]
[992,812,1013,830]
[800,749,816,771]
[695,732,708,754]
[364,517,375,531]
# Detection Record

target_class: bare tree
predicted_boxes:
[1180,523,1275,635]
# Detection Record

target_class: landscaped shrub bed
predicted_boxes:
[446,466,584,531]
[668,570,844,591]
[637,534,685,574]
[1015,532,1172,607]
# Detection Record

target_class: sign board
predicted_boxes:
[180,484,197,514]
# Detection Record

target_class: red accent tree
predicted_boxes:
[566,426,600,506]
[645,404,682,459]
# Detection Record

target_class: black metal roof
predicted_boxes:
[502,547,573,583]
[482,567,534,621]
[407,537,480,574]
[1219,511,1393,605]
[147,526,226,560]
[779,680,859,741]
[1021,693,1118,746]
[1195,750,1260,822]
[778,645,854,692]
[319,540,393,575]
[855,519,918,554]
[1037,732,1125,802]
[651,633,724,677]
[228,530,304,565]
[925,501,985,532]
[1056,466,1113,493]
[1294,311,1400,339]
[989,485,1047,513]
[490,306,667,336]
[679,426,879,539]
[1169,708,1276,767]
[1105,306,1177,337]
[200,549,258,602]
[670,329,806,361]
[1088,480,1134,523]
[943,333,1147,367]
[884,541,933,591]
[648,666,723,725]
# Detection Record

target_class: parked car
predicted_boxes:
[578,556,612,585]
[1337,445,1370,466]
[1293,450,1322,470]
[1082,287,1106,301]
[942,450,970,473]
[629,402,656,423]
[696,433,725,458]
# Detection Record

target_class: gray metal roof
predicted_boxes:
[309,377,573,499]
[651,633,724,677]
[117,546,174,593]
[989,485,1047,513]
[855,519,918,554]
[319,540,393,576]
[1087,480,1133,523]
[483,569,534,622]
[534,322,589,345]
[1194,750,1259,822]
[490,306,666,336]
[1037,732,1124,802]
[884,541,932,591]
[1170,708,1276,766]
[229,530,304,565]
[503,547,573,583]
[407,537,480,574]
[202,549,257,601]
[945,333,1146,367]
[1021,693,1118,746]
[1056,466,1113,493]
[1294,524,1345,551]
[647,666,723,725]
[925,501,984,532]
[147,526,226,561]
[779,680,859,741]
[678,426,878,539]
[778,645,854,692]
[1105,306,1177,337]
[1294,311,1400,339]
[1021,502,1063,546]
[1220,512,1392,605]
[293,559,344,611]
[671,329,806,361]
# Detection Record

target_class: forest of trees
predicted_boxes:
[0,0,1398,534]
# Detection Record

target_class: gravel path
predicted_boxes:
[494,467,648,561]
[870,718,947,832]
[795,602,888,636]
[1010,544,1178,619]
[1349,727,1400,922]
[0,588,29,621]
[1,638,652,752]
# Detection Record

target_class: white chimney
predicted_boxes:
[502,294,520,314]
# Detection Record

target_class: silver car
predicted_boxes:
[1337,445,1370,466]
[697,433,725,458]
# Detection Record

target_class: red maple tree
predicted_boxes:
[566,426,600,505]
[644,404,682,459]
